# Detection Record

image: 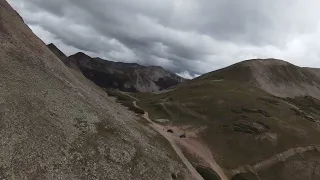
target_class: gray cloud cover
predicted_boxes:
[8,0,320,78]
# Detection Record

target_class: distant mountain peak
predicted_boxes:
[69,52,185,92]
[240,58,291,67]
[198,58,320,99]
[74,51,88,56]
[46,47,185,92]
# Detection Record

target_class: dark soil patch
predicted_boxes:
[196,166,220,180]
[171,173,177,179]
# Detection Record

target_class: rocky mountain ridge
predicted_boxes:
[47,44,185,92]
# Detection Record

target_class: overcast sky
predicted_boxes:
[8,0,320,79]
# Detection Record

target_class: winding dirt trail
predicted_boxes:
[134,101,204,180]
[121,92,228,180]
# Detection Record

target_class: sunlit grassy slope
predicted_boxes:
[132,74,320,179]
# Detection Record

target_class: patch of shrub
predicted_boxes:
[231,109,242,114]
[290,108,315,122]
[231,173,259,180]
[231,108,271,117]
[233,123,262,134]
[241,108,271,117]
[257,97,280,105]
[255,121,270,129]
[120,101,145,115]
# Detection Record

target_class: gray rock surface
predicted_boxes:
[0,1,191,179]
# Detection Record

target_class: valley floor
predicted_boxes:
[118,90,320,180]
[122,92,228,180]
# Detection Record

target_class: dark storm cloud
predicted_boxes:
[9,0,320,79]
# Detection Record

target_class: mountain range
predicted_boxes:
[3,0,320,180]
[47,44,185,92]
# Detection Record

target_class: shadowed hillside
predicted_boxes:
[0,1,192,179]
[68,52,185,92]
[47,49,185,93]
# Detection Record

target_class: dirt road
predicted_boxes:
[138,102,229,180]
[133,101,204,180]
[122,92,229,180]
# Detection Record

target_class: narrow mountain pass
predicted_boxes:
[122,92,229,180]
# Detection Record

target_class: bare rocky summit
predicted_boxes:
[0,1,191,179]
[200,58,320,99]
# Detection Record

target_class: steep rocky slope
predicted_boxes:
[0,1,191,179]
[67,52,185,92]
[47,43,69,65]
[199,58,320,99]
[47,44,82,72]
[133,59,320,180]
